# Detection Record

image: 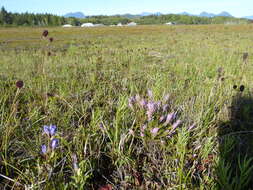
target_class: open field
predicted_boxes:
[1,25,253,189]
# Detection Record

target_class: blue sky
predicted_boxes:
[1,0,252,17]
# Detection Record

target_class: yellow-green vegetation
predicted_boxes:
[1,25,253,189]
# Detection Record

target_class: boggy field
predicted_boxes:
[1,25,253,189]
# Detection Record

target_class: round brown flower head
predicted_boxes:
[16,80,24,88]
[233,85,237,90]
[47,52,51,56]
[240,85,245,92]
[49,37,54,42]
[42,30,49,37]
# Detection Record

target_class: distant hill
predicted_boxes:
[244,16,253,20]
[178,12,193,16]
[199,12,216,17]
[64,12,85,18]
[217,11,233,17]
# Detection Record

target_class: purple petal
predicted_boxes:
[139,98,147,108]
[41,144,47,154]
[164,112,176,125]
[43,125,50,136]
[151,127,159,135]
[141,124,147,132]
[51,138,59,150]
[49,125,57,136]
[188,123,196,131]
[172,120,182,130]
[159,115,166,123]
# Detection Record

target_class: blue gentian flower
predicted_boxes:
[41,144,47,155]
[51,139,59,150]
[43,124,57,136]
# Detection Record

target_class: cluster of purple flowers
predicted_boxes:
[41,124,59,155]
[128,90,195,137]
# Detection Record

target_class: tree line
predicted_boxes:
[0,6,250,26]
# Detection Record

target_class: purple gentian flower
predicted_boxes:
[43,124,57,136]
[146,101,157,121]
[163,112,176,126]
[139,98,147,108]
[51,138,59,150]
[159,115,166,123]
[151,127,159,135]
[188,123,196,131]
[172,120,182,130]
[41,144,47,155]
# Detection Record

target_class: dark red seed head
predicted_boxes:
[42,30,49,37]
[16,80,24,88]
[49,37,54,42]
[240,85,245,92]
[47,52,51,56]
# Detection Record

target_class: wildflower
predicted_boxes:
[156,101,162,109]
[163,112,176,126]
[141,124,147,132]
[188,123,196,131]
[49,37,54,42]
[16,80,24,88]
[51,138,59,150]
[43,124,57,137]
[47,52,52,56]
[171,120,182,131]
[41,144,47,155]
[139,98,147,108]
[42,30,49,37]
[151,127,159,135]
[159,115,166,123]
[233,85,237,89]
[146,102,157,121]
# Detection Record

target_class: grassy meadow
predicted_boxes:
[1,24,253,189]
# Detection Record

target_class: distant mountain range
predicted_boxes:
[63,11,253,20]
[64,12,85,18]
[244,16,253,19]
[178,11,233,17]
